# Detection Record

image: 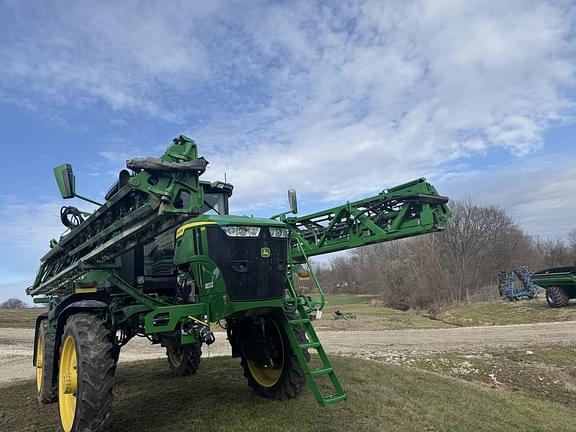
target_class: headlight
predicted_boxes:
[270,227,289,238]
[223,226,261,237]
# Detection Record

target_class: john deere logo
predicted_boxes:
[260,247,271,258]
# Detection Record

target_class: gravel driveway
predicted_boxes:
[2,320,575,387]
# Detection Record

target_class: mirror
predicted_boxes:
[53,163,76,199]
[288,189,298,214]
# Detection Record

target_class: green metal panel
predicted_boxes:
[53,163,75,199]
[532,268,576,288]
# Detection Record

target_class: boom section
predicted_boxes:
[285,178,450,262]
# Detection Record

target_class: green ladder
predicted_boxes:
[282,310,347,406]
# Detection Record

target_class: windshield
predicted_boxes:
[201,192,227,215]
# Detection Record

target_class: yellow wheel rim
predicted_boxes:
[246,319,284,388]
[247,359,283,388]
[58,336,78,432]
[36,332,44,393]
[168,348,184,367]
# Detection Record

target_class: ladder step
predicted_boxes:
[288,318,310,326]
[311,367,333,377]
[322,394,347,406]
[299,341,321,350]
[281,313,346,406]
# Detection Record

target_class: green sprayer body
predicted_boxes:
[28,135,451,429]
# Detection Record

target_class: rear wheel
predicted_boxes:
[58,313,115,432]
[239,314,309,400]
[546,286,569,308]
[166,343,202,376]
[36,320,57,404]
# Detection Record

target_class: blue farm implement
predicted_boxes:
[498,267,539,301]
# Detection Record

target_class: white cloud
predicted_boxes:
[0,1,218,120]
[438,151,576,238]
[190,0,576,210]
[0,201,64,269]
[0,1,575,233]
[0,200,65,302]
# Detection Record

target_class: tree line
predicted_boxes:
[0,298,27,309]
[313,200,576,311]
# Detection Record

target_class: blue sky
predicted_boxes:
[1,0,575,302]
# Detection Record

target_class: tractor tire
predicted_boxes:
[241,313,310,400]
[546,286,569,308]
[166,343,202,377]
[58,313,115,432]
[36,320,58,404]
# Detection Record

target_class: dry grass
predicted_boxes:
[0,308,46,328]
[369,345,576,409]
[436,298,576,326]
[1,355,574,432]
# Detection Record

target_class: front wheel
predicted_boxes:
[546,286,569,308]
[58,313,116,432]
[239,314,309,400]
[166,343,202,377]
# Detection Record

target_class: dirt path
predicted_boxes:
[2,320,576,387]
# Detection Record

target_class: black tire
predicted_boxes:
[166,343,202,377]
[112,345,121,364]
[546,286,569,308]
[240,313,309,400]
[36,320,58,404]
[58,313,115,432]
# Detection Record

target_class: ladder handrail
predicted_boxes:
[287,237,326,313]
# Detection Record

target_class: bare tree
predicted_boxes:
[568,229,576,248]
[0,298,27,309]
[328,256,358,294]
[535,237,573,268]
[311,199,575,311]
[567,229,576,264]
[316,199,537,309]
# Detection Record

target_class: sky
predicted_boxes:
[0,0,575,302]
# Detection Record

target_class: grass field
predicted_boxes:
[4,296,576,331]
[435,299,576,326]
[1,355,574,432]
[310,294,451,331]
[0,308,46,328]
[318,302,453,331]
[368,345,576,409]
[320,295,576,330]
[323,294,379,305]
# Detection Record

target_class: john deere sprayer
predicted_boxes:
[28,135,451,431]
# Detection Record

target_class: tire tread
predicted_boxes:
[60,313,115,432]
[547,286,569,308]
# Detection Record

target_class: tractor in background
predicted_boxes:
[531,266,576,307]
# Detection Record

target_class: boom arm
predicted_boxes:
[284,178,450,263]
